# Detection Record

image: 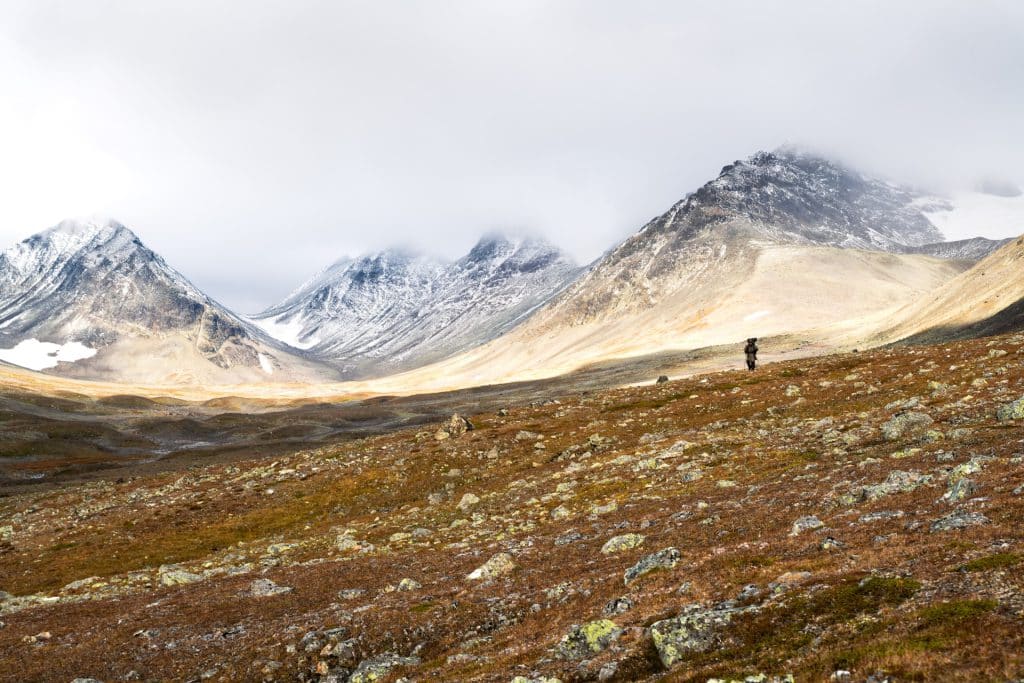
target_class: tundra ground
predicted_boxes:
[1,334,1023,682]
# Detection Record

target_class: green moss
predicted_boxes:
[811,577,920,621]
[410,601,435,613]
[959,553,1020,573]
[916,599,997,628]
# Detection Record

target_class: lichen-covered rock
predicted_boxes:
[396,578,421,591]
[554,619,622,659]
[881,411,933,441]
[158,566,202,587]
[789,515,823,536]
[601,533,645,554]
[649,604,737,668]
[336,534,374,554]
[858,470,932,501]
[996,396,1024,421]
[942,477,978,504]
[347,653,420,682]
[511,677,563,683]
[467,553,515,581]
[930,510,990,532]
[624,547,681,585]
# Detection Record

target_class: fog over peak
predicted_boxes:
[1,1,1022,312]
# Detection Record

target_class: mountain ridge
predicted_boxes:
[253,233,583,377]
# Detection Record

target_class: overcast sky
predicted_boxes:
[2,1,1023,312]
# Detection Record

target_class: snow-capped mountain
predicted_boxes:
[516,147,955,328]
[0,219,328,383]
[652,146,947,251]
[253,234,581,377]
[386,147,986,390]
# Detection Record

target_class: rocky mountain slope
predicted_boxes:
[386,149,974,390]
[904,236,1012,261]
[253,235,581,377]
[1,333,1023,681]
[0,219,329,384]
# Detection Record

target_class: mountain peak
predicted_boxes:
[40,216,133,241]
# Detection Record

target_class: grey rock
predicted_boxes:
[347,654,420,683]
[248,578,293,597]
[554,619,622,660]
[624,547,681,585]
[996,396,1024,421]
[881,412,933,441]
[930,510,990,532]
[789,515,824,536]
[649,604,738,668]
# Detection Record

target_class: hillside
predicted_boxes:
[874,235,1024,344]
[1,333,1022,681]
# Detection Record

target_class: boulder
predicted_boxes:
[467,553,516,581]
[996,396,1024,421]
[554,619,623,659]
[624,547,681,585]
[650,604,738,668]
[601,533,645,554]
[881,412,933,441]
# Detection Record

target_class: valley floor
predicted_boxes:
[1,334,1023,682]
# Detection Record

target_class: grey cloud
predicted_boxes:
[1,0,1022,312]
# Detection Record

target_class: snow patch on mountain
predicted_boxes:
[0,338,97,371]
[250,314,320,350]
[921,191,1024,242]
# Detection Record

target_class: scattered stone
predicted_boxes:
[467,553,516,581]
[858,470,933,501]
[397,578,421,591]
[930,510,990,532]
[338,588,366,600]
[158,566,202,587]
[554,619,622,659]
[347,653,420,683]
[516,430,542,441]
[601,533,645,554]
[881,412,933,441]
[942,478,978,504]
[550,505,571,520]
[603,596,634,616]
[820,537,844,551]
[457,493,481,512]
[858,510,904,524]
[436,414,474,440]
[996,396,1024,421]
[624,547,681,585]
[649,604,738,668]
[555,530,584,546]
[248,578,292,597]
[789,515,824,536]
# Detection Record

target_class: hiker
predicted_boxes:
[744,338,758,371]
